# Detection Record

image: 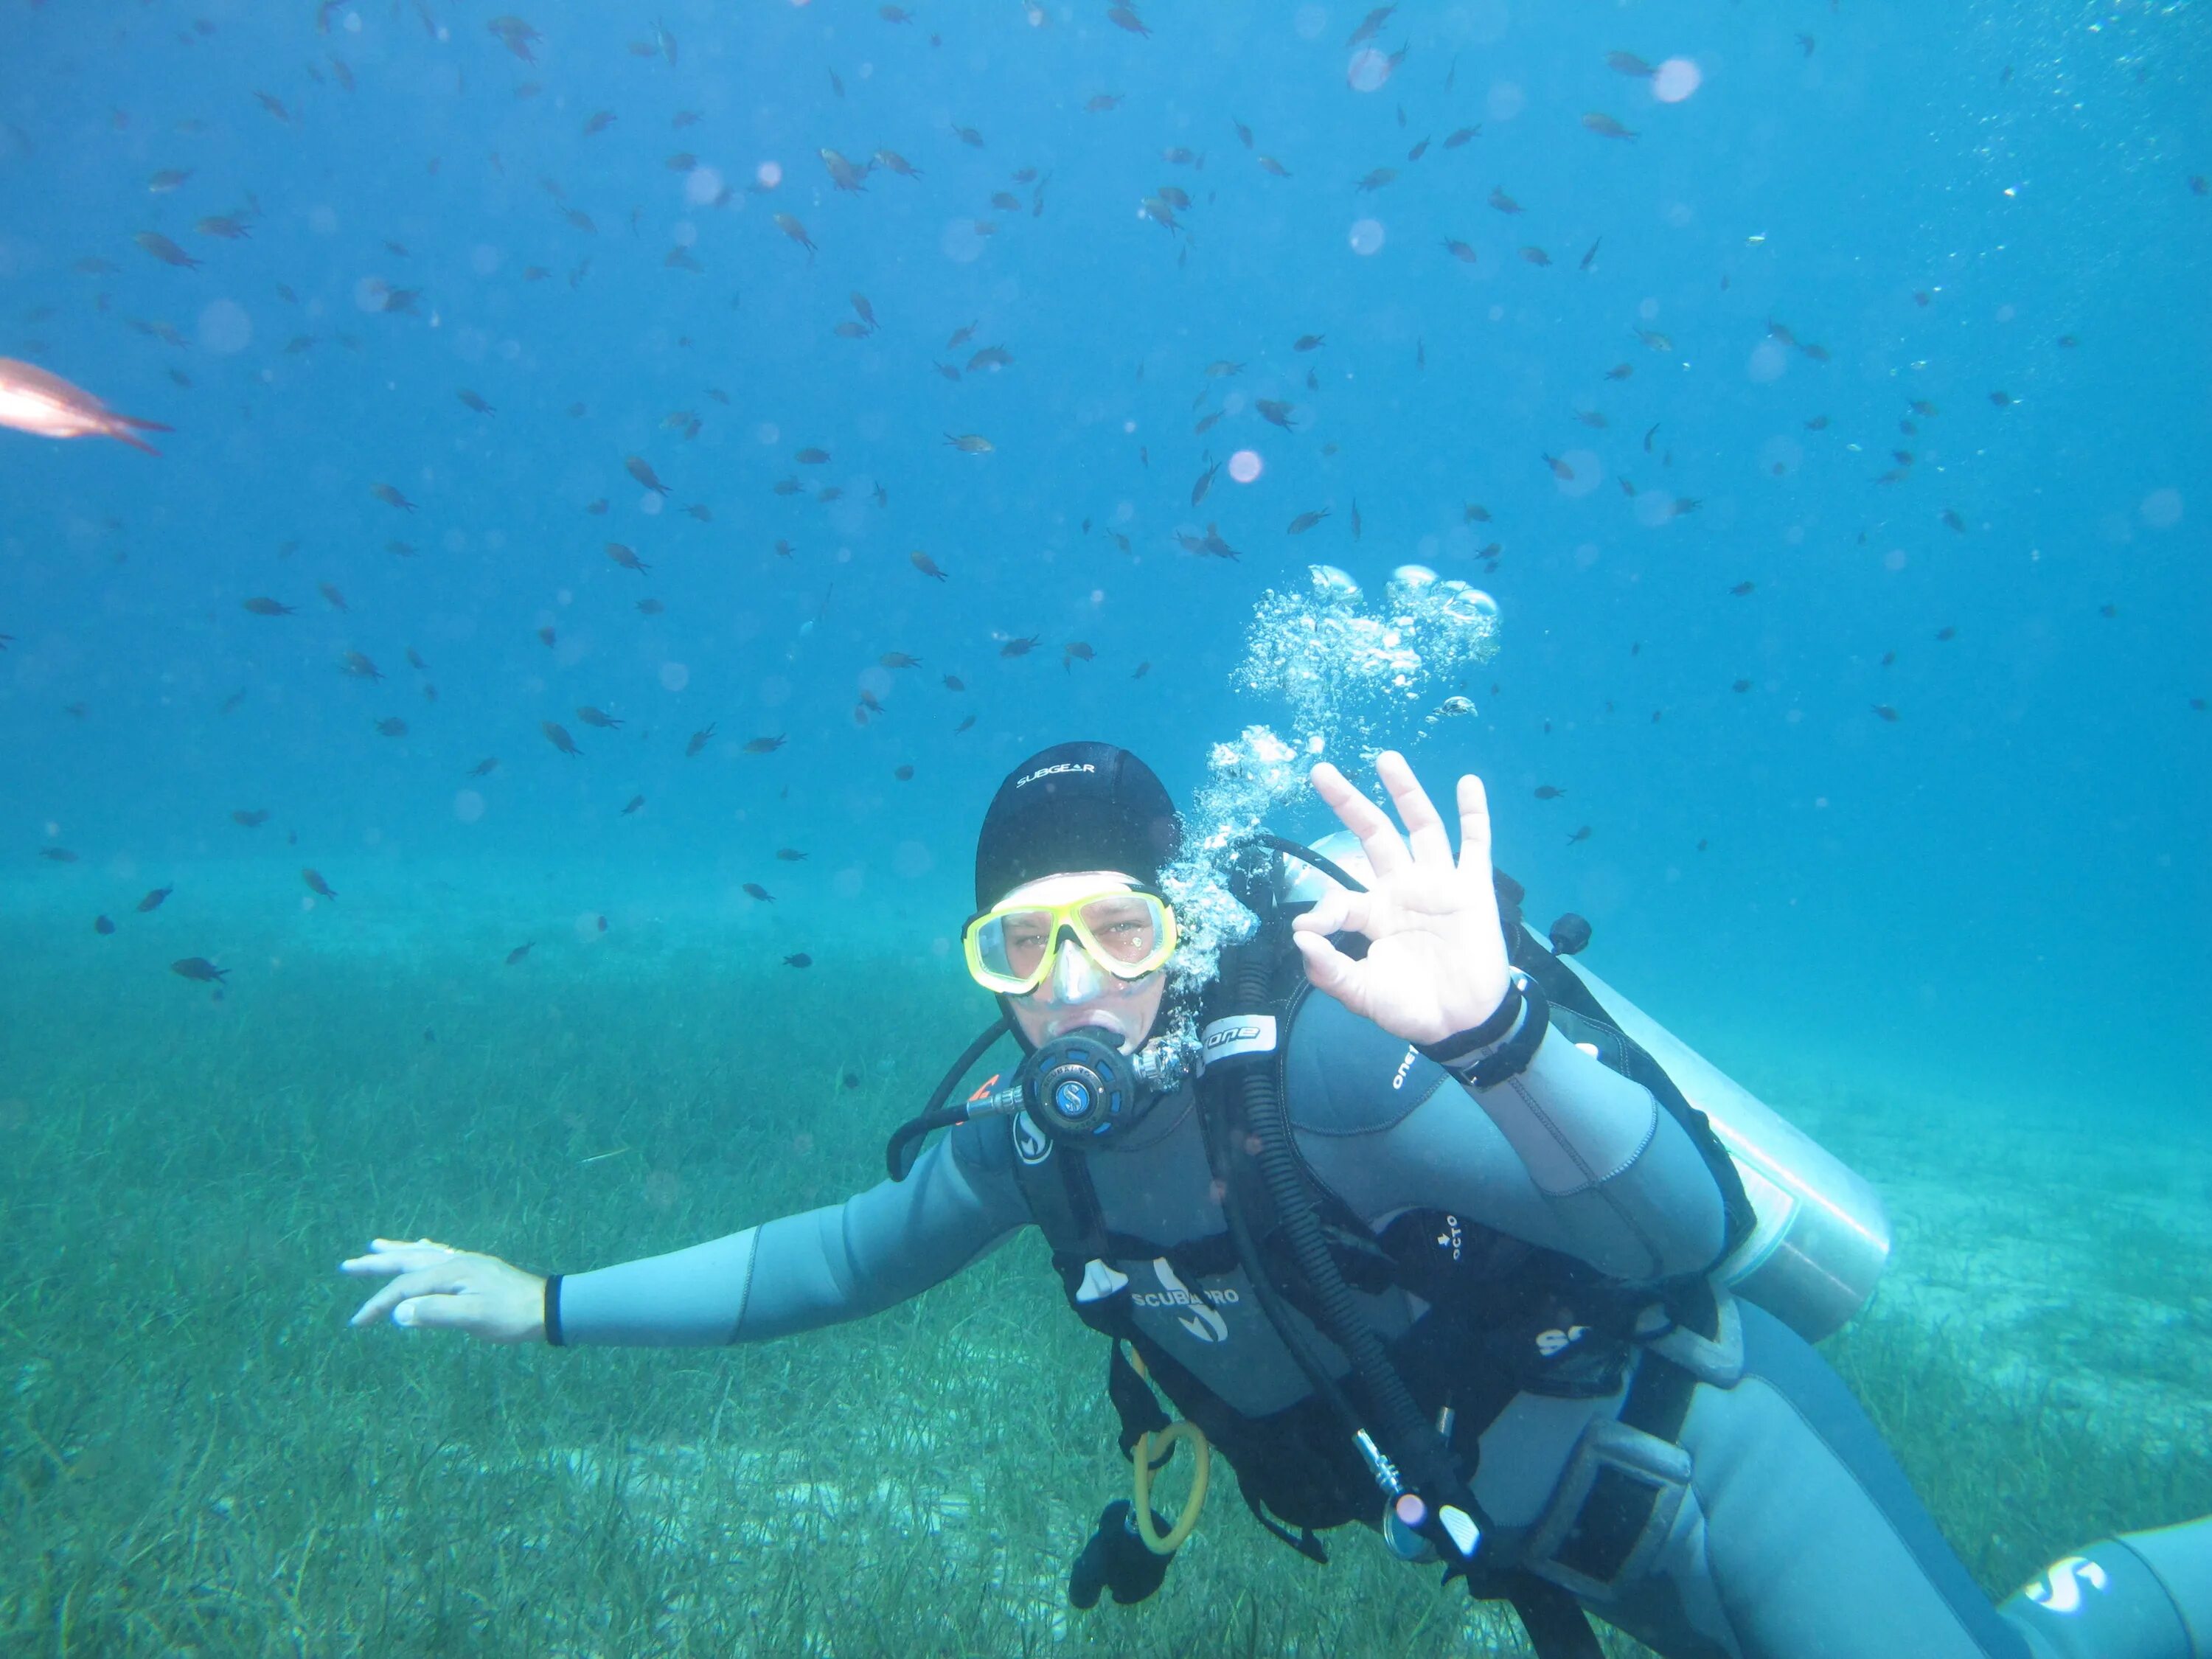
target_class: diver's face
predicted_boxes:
[996,870,1168,1051]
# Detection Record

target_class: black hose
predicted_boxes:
[1258,833,1367,897]
[884,1015,1009,1180]
[1222,944,1467,1522]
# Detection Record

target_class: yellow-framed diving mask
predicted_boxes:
[962,885,1178,998]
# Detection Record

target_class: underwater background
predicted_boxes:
[2,1,2206,1654]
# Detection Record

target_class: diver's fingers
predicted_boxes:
[393,1292,493,1333]
[1292,883,1372,939]
[1376,751,1452,870]
[1291,928,1366,1010]
[338,1237,460,1278]
[1454,774,1494,887]
[1309,761,1410,878]
[348,1261,470,1327]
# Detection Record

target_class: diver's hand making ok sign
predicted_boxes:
[1290,751,1512,1048]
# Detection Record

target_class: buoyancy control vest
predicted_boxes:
[1002,855,1757,1565]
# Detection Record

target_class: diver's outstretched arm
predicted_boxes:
[339,1123,1029,1347]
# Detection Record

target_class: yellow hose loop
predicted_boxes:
[1131,1419,1210,1555]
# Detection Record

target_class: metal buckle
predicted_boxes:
[1520,1415,1693,1603]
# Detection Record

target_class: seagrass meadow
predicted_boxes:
[4,914,2206,1658]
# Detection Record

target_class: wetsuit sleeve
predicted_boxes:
[553,1122,1032,1346]
[1292,996,1728,1282]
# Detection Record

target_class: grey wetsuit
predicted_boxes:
[551,993,2211,1659]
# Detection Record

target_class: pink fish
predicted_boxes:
[0,358,171,454]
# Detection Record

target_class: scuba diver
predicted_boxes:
[344,741,2211,1659]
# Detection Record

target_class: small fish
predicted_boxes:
[621,795,645,816]
[1988,390,2014,408]
[783,953,813,968]
[1565,826,1592,846]
[136,885,173,912]
[1805,415,1830,431]
[1293,333,1326,352]
[819,148,869,192]
[1519,246,1552,266]
[894,764,915,780]
[880,651,922,669]
[742,734,786,754]
[1542,453,1575,481]
[241,597,296,617]
[302,868,338,900]
[955,714,977,732]
[1346,4,1394,47]
[1732,679,1753,693]
[772,214,818,259]
[1580,238,1602,271]
[873,149,922,179]
[1063,641,1095,670]
[542,720,582,757]
[1606,51,1655,77]
[1935,626,1958,641]
[575,706,623,729]
[1941,509,1966,533]
[1441,237,1478,265]
[1873,704,1900,723]
[776,849,808,863]
[1256,398,1296,430]
[1730,581,1755,597]
[0,358,172,453]
[910,550,947,581]
[457,389,495,414]
[942,674,966,692]
[945,433,995,453]
[341,651,383,681]
[171,957,228,983]
[505,942,535,966]
[467,757,501,778]
[1635,327,1674,353]
[371,483,415,513]
[1287,508,1331,535]
[625,456,669,495]
[232,809,271,828]
[374,717,408,737]
[134,231,200,268]
[605,542,650,575]
[742,883,773,902]
[1582,112,1638,141]
[94,915,116,935]
[1355,167,1397,193]
[1000,634,1043,658]
[1443,126,1480,148]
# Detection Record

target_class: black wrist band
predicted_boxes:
[1421,973,1550,1089]
[1416,981,1525,1065]
[543,1274,565,1348]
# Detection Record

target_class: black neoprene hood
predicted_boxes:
[973,742,1182,908]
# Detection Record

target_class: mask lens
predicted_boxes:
[1076,894,1166,970]
[973,908,1055,987]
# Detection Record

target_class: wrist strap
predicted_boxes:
[543,1273,565,1348]
[1418,971,1548,1089]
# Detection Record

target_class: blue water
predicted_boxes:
[4,0,2206,1119]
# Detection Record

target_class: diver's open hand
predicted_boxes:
[341,1237,546,1344]
[1290,751,1511,1048]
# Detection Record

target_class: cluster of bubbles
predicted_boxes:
[1141,567,1503,1056]
[1234,563,1502,760]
